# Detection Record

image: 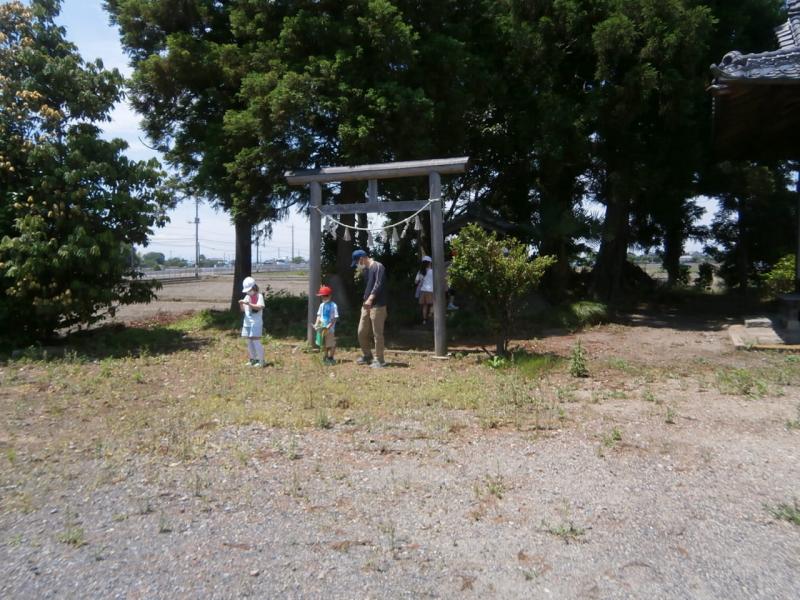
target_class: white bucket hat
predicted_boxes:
[242,276,257,293]
[422,255,432,263]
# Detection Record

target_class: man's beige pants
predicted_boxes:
[358,305,387,363]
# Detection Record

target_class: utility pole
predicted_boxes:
[194,198,200,278]
[291,224,295,261]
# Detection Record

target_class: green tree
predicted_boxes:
[762,254,795,298]
[105,0,279,310]
[0,0,171,346]
[706,161,797,291]
[223,0,506,304]
[449,223,555,356]
[585,0,716,301]
[140,251,166,269]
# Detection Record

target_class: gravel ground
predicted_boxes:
[2,284,799,598]
[2,381,799,598]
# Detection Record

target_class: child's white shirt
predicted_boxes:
[415,269,434,292]
[242,292,265,326]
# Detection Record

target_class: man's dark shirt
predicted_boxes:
[363,260,388,307]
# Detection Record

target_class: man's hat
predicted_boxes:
[351,248,367,268]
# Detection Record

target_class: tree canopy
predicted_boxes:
[104,0,795,304]
[0,0,171,345]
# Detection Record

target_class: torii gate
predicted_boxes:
[285,157,469,357]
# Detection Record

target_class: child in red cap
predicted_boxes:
[314,285,339,365]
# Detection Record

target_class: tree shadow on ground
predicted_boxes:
[612,291,772,333]
[7,322,209,362]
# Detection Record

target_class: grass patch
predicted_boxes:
[538,301,609,331]
[768,499,800,526]
[484,351,563,379]
[715,368,768,398]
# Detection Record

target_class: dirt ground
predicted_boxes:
[2,278,799,599]
[110,274,309,322]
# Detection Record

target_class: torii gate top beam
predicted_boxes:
[284,157,469,185]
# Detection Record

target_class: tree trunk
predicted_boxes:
[539,162,581,300]
[591,192,631,303]
[231,216,253,311]
[735,198,749,292]
[662,221,683,287]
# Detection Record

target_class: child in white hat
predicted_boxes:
[238,276,266,367]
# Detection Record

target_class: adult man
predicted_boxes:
[351,248,387,368]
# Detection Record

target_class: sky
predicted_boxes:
[55,0,310,262]
[53,0,714,260]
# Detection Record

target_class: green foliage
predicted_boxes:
[695,262,715,290]
[542,301,609,331]
[762,255,795,299]
[569,341,589,378]
[264,290,308,339]
[449,224,555,355]
[0,1,172,346]
[715,367,768,398]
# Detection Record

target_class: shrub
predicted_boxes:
[449,224,555,355]
[763,255,795,298]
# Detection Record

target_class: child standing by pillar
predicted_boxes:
[314,285,339,365]
[239,276,266,367]
[414,256,434,325]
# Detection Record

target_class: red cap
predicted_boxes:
[316,285,333,297]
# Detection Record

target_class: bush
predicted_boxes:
[763,255,795,298]
[449,224,555,355]
[695,262,715,290]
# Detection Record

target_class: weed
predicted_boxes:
[522,568,537,581]
[768,499,800,526]
[137,499,154,515]
[665,407,677,425]
[378,521,399,558]
[98,358,114,379]
[484,474,506,500]
[510,352,563,379]
[556,385,577,403]
[786,405,800,430]
[233,445,250,466]
[8,533,23,546]
[6,447,16,464]
[569,341,588,378]
[542,520,585,543]
[715,368,768,398]
[158,513,172,534]
[192,473,207,497]
[283,438,300,461]
[286,468,305,499]
[642,390,656,403]
[315,409,332,430]
[608,358,632,372]
[602,427,623,448]
[58,526,87,547]
[486,355,509,370]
